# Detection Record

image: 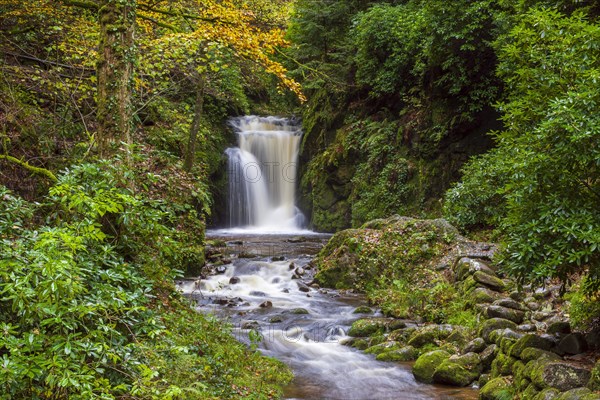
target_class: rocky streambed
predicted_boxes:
[178,232,478,400]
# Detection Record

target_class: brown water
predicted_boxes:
[180,231,479,400]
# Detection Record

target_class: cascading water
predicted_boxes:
[226,116,305,231]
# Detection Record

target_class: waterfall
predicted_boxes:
[226,116,305,231]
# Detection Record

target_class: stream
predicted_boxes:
[179,232,479,400]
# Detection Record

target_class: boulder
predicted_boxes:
[479,377,514,400]
[554,388,596,400]
[407,324,453,348]
[474,271,505,292]
[491,352,517,377]
[510,334,556,358]
[432,359,479,387]
[547,321,571,336]
[365,341,400,355]
[376,346,418,362]
[290,308,309,315]
[530,361,592,391]
[487,305,525,324]
[413,350,451,383]
[229,276,241,284]
[259,301,273,308]
[479,318,518,343]
[454,257,496,281]
[556,333,587,356]
[348,318,390,337]
[480,344,498,371]
[520,348,561,363]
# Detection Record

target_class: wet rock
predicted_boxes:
[295,267,305,276]
[365,341,400,355]
[229,240,243,245]
[479,377,513,400]
[221,257,232,265]
[296,282,310,293]
[413,350,451,383]
[353,306,373,314]
[215,265,227,274]
[479,318,518,343]
[388,320,407,331]
[463,337,486,353]
[348,318,390,337]
[288,262,295,270]
[530,361,591,391]
[259,301,273,308]
[269,316,284,323]
[487,305,525,324]
[556,333,587,356]
[547,321,571,336]
[271,256,285,261]
[310,283,320,289]
[213,298,229,305]
[290,308,309,315]
[510,334,555,358]
[238,251,256,258]
[249,291,267,297]
[229,276,241,285]
[474,271,505,292]
[376,345,418,362]
[241,321,260,330]
[282,288,290,293]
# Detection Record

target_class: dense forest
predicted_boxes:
[0,0,599,398]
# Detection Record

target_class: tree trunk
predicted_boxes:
[96,0,136,157]
[184,78,206,172]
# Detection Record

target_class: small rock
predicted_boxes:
[282,288,290,293]
[518,324,537,332]
[463,337,487,354]
[213,298,229,305]
[479,318,519,343]
[480,344,498,371]
[271,256,285,261]
[215,265,227,274]
[269,316,284,323]
[241,321,259,330]
[290,308,309,315]
[494,298,528,312]
[510,291,526,302]
[238,251,256,258]
[556,333,587,356]
[259,301,273,308]
[353,306,374,314]
[297,282,310,293]
[249,291,267,297]
[527,302,542,311]
[479,377,512,400]
[295,267,305,276]
[470,287,501,304]
[533,311,553,321]
[229,276,241,285]
[288,262,295,270]
[534,287,553,300]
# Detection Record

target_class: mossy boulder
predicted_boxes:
[365,341,400,355]
[376,346,418,362]
[407,324,454,348]
[554,388,598,400]
[353,306,374,314]
[314,216,464,290]
[588,360,600,391]
[486,305,525,324]
[530,361,592,391]
[520,348,561,363]
[509,334,555,359]
[473,271,505,292]
[491,352,518,377]
[454,257,496,281]
[463,337,486,353]
[432,359,479,387]
[412,350,451,383]
[479,318,518,343]
[469,287,501,304]
[480,377,514,400]
[533,388,560,400]
[348,318,390,337]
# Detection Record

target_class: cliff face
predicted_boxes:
[299,102,499,232]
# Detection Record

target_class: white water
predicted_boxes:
[226,116,305,232]
[181,236,478,400]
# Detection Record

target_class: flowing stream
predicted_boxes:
[186,116,478,399]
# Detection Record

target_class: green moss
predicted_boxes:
[479,377,514,400]
[413,350,451,383]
